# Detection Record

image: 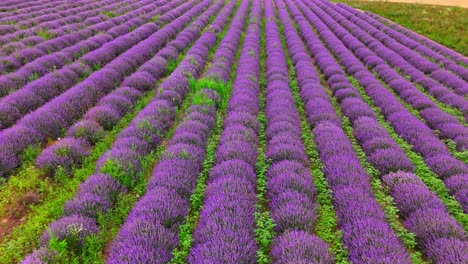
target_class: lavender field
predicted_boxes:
[0,0,466,263]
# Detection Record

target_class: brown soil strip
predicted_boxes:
[0,192,41,241]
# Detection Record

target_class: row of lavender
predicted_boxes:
[0,0,150,70]
[277,0,413,262]
[0,0,174,104]
[0,0,59,13]
[34,0,229,176]
[264,0,333,262]
[187,0,260,261]
[282,0,467,262]
[107,89,220,263]
[0,0,204,177]
[335,3,468,82]
[0,0,180,126]
[312,0,468,150]
[366,10,468,66]
[0,0,114,22]
[0,0,158,76]
[22,0,239,261]
[0,0,142,48]
[298,0,468,212]
[0,0,466,262]
[108,0,251,259]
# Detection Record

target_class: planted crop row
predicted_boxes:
[366,11,468,66]
[34,0,228,177]
[0,0,209,177]
[0,0,466,263]
[186,0,260,261]
[0,0,180,98]
[21,0,240,261]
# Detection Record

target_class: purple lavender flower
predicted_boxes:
[40,214,98,251]
[126,186,188,230]
[390,183,446,218]
[216,140,258,167]
[84,106,121,131]
[382,171,425,188]
[108,219,178,264]
[405,208,466,244]
[267,172,316,201]
[425,154,468,179]
[209,159,257,186]
[270,191,317,233]
[121,72,156,91]
[97,149,142,188]
[425,238,468,264]
[66,120,105,145]
[77,173,125,203]
[64,192,111,218]
[270,230,334,264]
[0,103,20,129]
[21,247,58,264]
[98,94,133,116]
[367,148,414,174]
[266,143,310,166]
[146,158,202,198]
[36,138,90,176]
[188,236,258,264]
[113,87,143,104]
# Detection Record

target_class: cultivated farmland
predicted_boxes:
[0,0,466,263]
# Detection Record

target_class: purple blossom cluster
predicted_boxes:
[21,173,125,262]
[39,214,99,251]
[294,0,468,212]
[36,138,91,176]
[383,172,468,263]
[23,0,237,257]
[0,0,160,73]
[271,230,334,264]
[335,2,468,82]
[264,1,333,263]
[315,0,468,96]
[105,0,239,259]
[332,7,468,116]
[21,246,59,264]
[32,0,230,176]
[0,0,173,96]
[308,0,468,147]
[0,0,107,37]
[108,90,219,263]
[203,3,245,82]
[188,1,260,262]
[283,0,414,176]
[279,0,412,262]
[0,0,186,105]
[0,0,212,178]
[367,12,468,66]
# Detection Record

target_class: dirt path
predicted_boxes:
[359,0,468,8]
